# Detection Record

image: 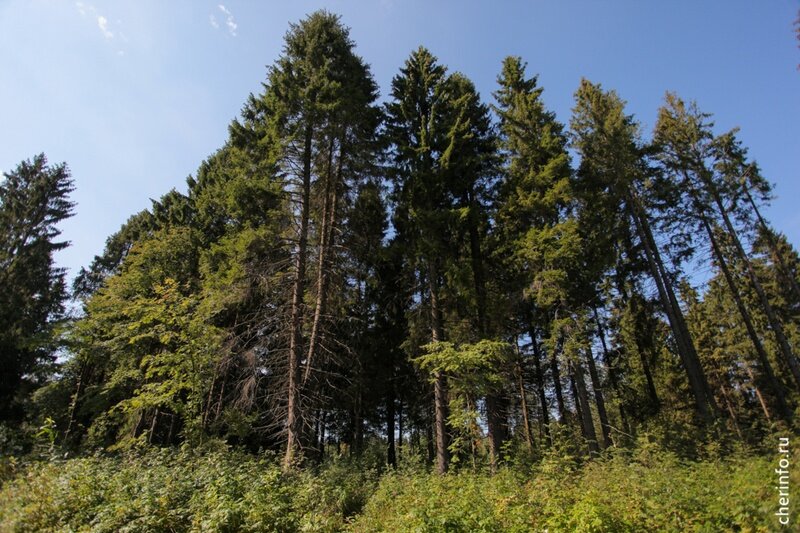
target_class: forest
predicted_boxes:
[1,10,799,532]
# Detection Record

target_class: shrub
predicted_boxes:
[350,445,799,532]
[0,447,379,532]
[0,442,796,532]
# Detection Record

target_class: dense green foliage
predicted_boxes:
[353,445,797,532]
[1,441,795,532]
[2,9,800,531]
[0,446,379,532]
[0,155,74,422]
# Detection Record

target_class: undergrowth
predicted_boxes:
[0,439,796,532]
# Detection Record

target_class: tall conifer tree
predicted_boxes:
[0,154,74,421]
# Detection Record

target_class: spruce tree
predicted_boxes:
[493,56,576,438]
[570,81,717,423]
[654,94,794,420]
[384,47,476,473]
[0,154,74,421]
[262,11,380,468]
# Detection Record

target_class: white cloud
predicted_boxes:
[97,15,114,39]
[218,4,237,36]
[226,18,237,36]
[209,14,219,29]
[74,2,126,55]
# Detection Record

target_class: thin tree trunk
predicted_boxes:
[528,328,551,443]
[468,396,478,470]
[202,370,217,431]
[430,260,450,474]
[743,363,773,423]
[284,122,314,470]
[627,193,716,421]
[466,196,504,469]
[614,258,660,414]
[317,410,328,464]
[304,136,344,385]
[354,391,364,455]
[568,368,587,457]
[571,360,599,456]
[706,179,800,391]
[215,376,226,421]
[550,343,567,422]
[514,351,534,451]
[397,398,404,460]
[718,381,744,440]
[638,342,660,409]
[584,347,612,448]
[628,295,660,409]
[64,360,88,445]
[148,409,160,445]
[387,379,397,468]
[696,211,790,421]
[742,181,800,304]
[592,308,629,433]
[166,413,176,445]
[426,408,434,465]
[312,408,321,460]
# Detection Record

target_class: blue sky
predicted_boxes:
[1,1,799,284]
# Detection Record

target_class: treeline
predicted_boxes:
[3,11,799,472]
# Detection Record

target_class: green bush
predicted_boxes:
[0,443,796,532]
[351,446,798,532]
[0,446,378,532]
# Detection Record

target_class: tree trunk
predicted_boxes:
[202,369,217,431]
[718,381,744,440]
[64,360,88,445]
[550,343,568,422]
[742,182,800,305]
[706,179,800,392]
[319,410,328,462]
[387,379,397,468]
[311,409,321,461]
[304,136,343,385]
[429,260,450,474]
[166,413,176,445]
[627,193,716,422]
[348,382,364,457]
[592,308,629,433]
[284,123,314,470]
[514,352,534,451]
[628,294,660,409]
[571,361,599,456]
[148,409,160,445]
[584,347,612,448]
[528,326,551,442]
[743,363,773,423]
[466,196,505,469]
[426,409,435,465]
[397,398,404,460]
[433,378,449,474]
[696,211,790,421]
